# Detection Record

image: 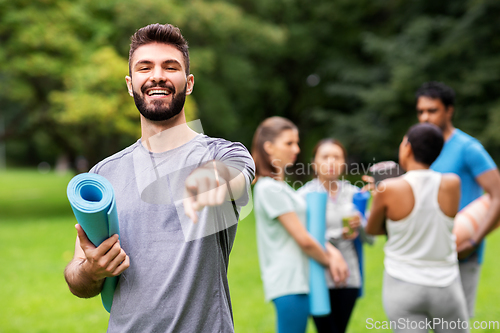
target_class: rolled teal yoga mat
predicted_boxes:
[67,173,120,313]
[306,192,331,316]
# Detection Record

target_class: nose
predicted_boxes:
[294,144,300,155]
[150,66,166,83]
[419,111,429,123]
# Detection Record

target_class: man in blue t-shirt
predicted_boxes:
[415,81,500,318]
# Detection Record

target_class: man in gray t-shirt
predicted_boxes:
[64,23,255,332]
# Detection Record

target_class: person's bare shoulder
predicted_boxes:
[378,176,408,193]
[438,173,461,217]
[377,175,414,220]
[440,173,461,192]
[375,176,409,202]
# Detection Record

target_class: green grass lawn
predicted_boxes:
[1,170,499,332]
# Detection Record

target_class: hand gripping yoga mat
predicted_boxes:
[306,192,331,316]
[67,173,120,313]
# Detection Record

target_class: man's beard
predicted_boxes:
[133,82,187,121]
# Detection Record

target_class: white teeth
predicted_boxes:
[147,89,169,96]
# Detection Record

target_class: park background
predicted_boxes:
[1,0,500,331]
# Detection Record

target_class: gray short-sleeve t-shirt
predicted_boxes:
[90,134,255,332]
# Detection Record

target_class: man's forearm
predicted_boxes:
[64,258,104,299]
[209,160,247,201]
[473,169,500,244]
[473,196,500,244]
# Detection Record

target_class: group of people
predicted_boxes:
[63,23,500,333]
[252,82,500,333]
[252,118,365,333]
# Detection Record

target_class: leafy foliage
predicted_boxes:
[1,0,498,168]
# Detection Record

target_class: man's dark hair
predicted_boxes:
[129,23,190,76]
[406,123,444,166]
[415,81,455,108]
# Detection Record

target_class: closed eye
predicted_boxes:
[163,60,182,71]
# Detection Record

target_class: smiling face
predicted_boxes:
[313,142,346,181]
[126,42,194,122]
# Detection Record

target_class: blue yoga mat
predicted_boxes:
[67,173,120,313]
[352,190,371,297]
[306,192,331,316]
[352,190,370,219]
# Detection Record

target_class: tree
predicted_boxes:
[1,0,498,170]
[319,0,500,164]
[0,0,286,168]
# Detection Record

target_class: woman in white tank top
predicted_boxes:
[366,123,469,333]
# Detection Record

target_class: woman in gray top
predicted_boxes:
[298,138,365,333]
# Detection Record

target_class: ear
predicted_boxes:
[186,74,194,95]
[263,141,274,157]
[404,141,414,160]
[445,105,454,120]
[399,137,410,167]
[125,76,133,97]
